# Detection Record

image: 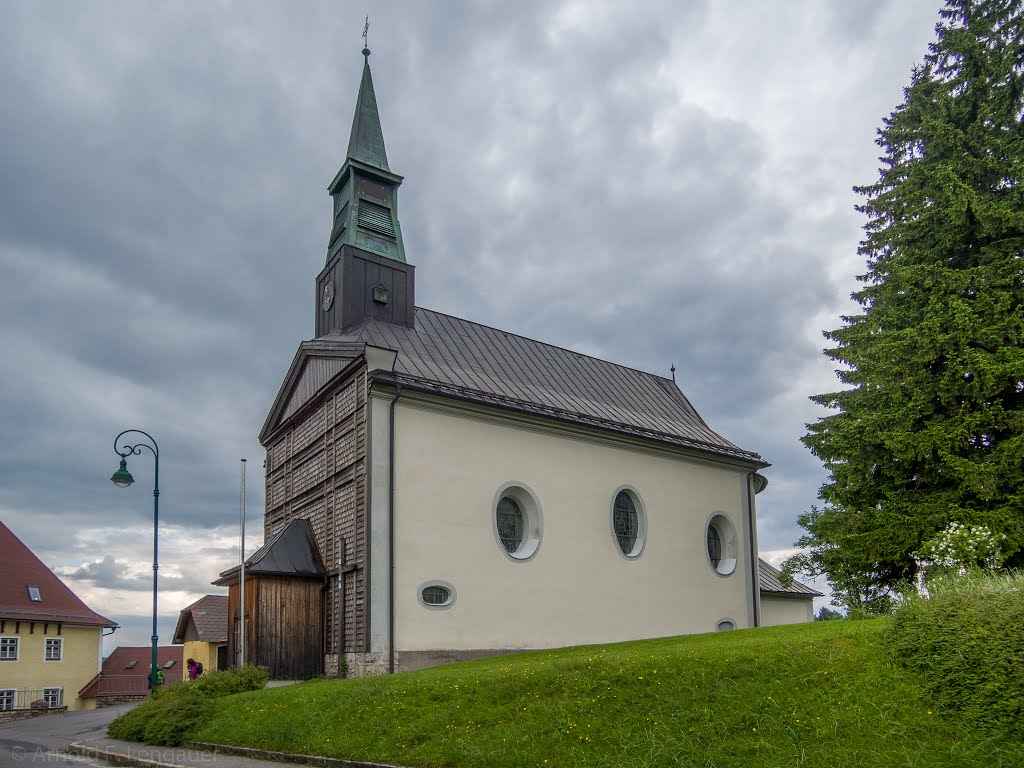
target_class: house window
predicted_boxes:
[0,637,17,661]
[706,514,738,576]
[163,660,176,669]
[27,585,41,601]
[717,619,736,632]
[42,687,62,708]
[45,638,62,661]
[611,487,647,558]
[417,581,456,609]
[492,483,543,561]
[0,690,15,711]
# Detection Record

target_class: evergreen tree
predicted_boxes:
[788,0,1024,609]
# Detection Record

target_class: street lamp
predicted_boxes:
[110,429,160,692]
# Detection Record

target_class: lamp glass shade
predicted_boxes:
[111,459,134,488]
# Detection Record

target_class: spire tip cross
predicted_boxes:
[362,15,370,50]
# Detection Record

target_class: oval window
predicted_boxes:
[493,483,543,561]
[610,488,646,558]
[717,619,735,632]
[496,496,524,554]
[421,585,451,606]
[417,581,456,609]
[706,514,738,576]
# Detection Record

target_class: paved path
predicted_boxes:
[0,706,391,768]
[0,704,134,766]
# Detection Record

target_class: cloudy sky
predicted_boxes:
[0,0,944,652]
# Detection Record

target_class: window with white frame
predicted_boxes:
[0,690,15,711]
[417,580,456,609]
[0,637,17,661]
[42,687,62,708]
[611,488,647,558]
[492,483,543,561]
[706,514,738,576]
[45,638,62,661]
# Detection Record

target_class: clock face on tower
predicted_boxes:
[322,280,335,311]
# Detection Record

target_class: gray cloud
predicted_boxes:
[0,0,946,624]
[57,556,150,591]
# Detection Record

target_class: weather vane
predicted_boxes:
[362,15,370,53]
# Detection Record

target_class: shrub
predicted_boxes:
[108,666,268,746]
[887,572,1024,739]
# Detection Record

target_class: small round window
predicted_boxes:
[610,487,646,558]
[417,581,456,610]
[422,586,451,605]
[706,514,738,576]
[493,483,542,561]
[717,619,735,632]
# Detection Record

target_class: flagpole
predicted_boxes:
[239,458,246,668]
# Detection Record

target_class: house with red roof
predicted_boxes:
[0,520,118,712]
[78,645,182,704]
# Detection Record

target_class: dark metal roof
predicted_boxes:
[758,558,823,597]
[328,307,763,464]
[215,518,325,585]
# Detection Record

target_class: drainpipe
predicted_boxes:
[388,382,402,674]
[747,472,764,627]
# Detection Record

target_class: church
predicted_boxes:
[217,45,770,679]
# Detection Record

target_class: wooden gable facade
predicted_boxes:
[250,344,374,676]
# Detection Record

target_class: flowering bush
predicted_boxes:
[915,522,1006,587]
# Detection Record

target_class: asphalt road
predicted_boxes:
[0,705,135,767]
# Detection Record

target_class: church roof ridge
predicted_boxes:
[411,305,683,386]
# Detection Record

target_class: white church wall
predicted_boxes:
[388,398,756,654]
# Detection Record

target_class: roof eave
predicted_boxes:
[369,372,768,470]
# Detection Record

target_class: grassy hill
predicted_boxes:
[189,619,1022,768]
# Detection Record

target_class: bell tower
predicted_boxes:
[315,44,414,336]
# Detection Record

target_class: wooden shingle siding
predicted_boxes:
[262,362,369,661]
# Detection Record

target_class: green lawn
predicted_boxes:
[194,620,1022,768]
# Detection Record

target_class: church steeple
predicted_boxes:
[316,42,415,336]
[325,45,407,266]
[346,48,389,171]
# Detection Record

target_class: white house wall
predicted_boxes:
[760,595,814,626]
[387,398,755,660]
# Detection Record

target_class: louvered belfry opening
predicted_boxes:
[358,200,396,238]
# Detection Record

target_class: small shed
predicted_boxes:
[173,594,228,677]
[758,559,823,626]
[215,518,326,680]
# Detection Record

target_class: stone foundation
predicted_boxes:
[397,649,527,673]
[97,694,149,707]
[0,706,68,724]
[322,649,529,677]
[345,651,392,677]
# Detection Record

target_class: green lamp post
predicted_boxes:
[110,429,160,692]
